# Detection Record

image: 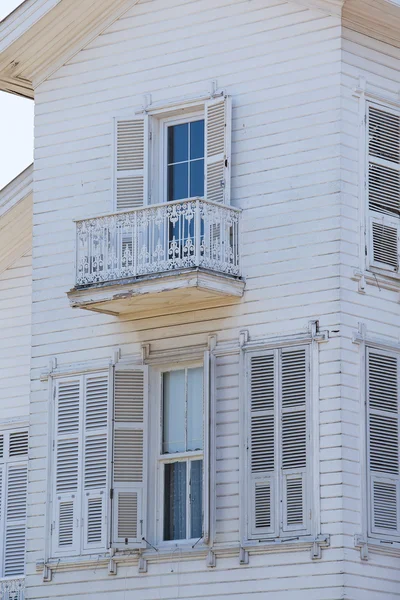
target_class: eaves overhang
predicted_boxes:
[0,0,140,99]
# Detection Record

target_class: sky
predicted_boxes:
[0,0,34,191]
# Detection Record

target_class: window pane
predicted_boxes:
[168,123,188,163]
[164,462,187,541]
[190,120,205,160]
[168,163,188,201]
[163,370,185,453]
[190,460,203,539]
[187,367,203,451]
[190,159,204,197]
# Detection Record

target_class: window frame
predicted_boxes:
[158,110,205,206]
[241,342,315,546]
[152,361,205,546]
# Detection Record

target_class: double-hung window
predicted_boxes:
[159,367,204,542]
[367,102,400,273]
[0,429,28,579]
[244,346,311,541]
[366,347,400,540]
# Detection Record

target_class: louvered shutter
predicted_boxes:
[280,348,308,532]
[249,351,277,537]
[114,116,149,211]
[4,463,27,576]
[367,348,400,538]
[368,104,400,271]
[82,374,109,550]
[53,378,81,555]
[112,364,148,548]
[205,96,232,205]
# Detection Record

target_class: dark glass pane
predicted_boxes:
[190,159,204,197]
[168,123,188,164]
[190,460,203,539]
[168,163,188,201]
[164,462,187,541]
[190,120,205,160]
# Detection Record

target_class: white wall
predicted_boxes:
[341,26,400,600]
[0,251,32,422]
[27,0,347,597]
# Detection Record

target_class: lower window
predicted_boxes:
[160,366,204,542]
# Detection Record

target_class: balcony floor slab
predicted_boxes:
[68,268,245,316]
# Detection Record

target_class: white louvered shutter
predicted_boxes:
[4,463,27,576]
[82,374,109,550]
[368,104,400,271]
[114,116,149,211]
[205,96,232,205]
[367,349,400,538]
[53,378,81,555]
[112,365,148,548]
[280,348,308,532]
[249,351,276,538]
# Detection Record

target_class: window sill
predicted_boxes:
[36,536,330,577]
[355,534,400,559]
[353,269,400,294]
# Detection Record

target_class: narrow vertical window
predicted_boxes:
[160,367,203,542]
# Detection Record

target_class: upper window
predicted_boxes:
[0,429,28,579]
[245,346,310,541]
[367,103,400,273]
[366,347,400,540]
[160,367,204,542]
[166,118,205,202]
[113,95,231,211]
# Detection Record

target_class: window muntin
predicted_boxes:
[167,119,205,202]
[160,366,204,542]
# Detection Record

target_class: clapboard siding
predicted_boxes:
[341,26,400,598]
[24,0,347,597]
[0,252,32,421]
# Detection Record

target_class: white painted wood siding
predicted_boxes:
[0,252,32,422]
[27,0,347,597]
[341,26,400,599]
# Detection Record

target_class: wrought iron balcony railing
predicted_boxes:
[75,198,241,287]
[0,578,25,600]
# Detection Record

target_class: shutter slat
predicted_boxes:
[371,218,399,270]
[369,106,400,165]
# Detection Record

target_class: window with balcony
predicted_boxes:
[69,95,243,315]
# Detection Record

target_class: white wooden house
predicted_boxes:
[0,0,400,598]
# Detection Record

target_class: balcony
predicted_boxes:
[0,578,24,600]
[68,198,244,316]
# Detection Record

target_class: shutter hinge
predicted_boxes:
[110,488,114,500]
[149,130,152,141]
[365,245,368,257]
[53,387,56,400]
